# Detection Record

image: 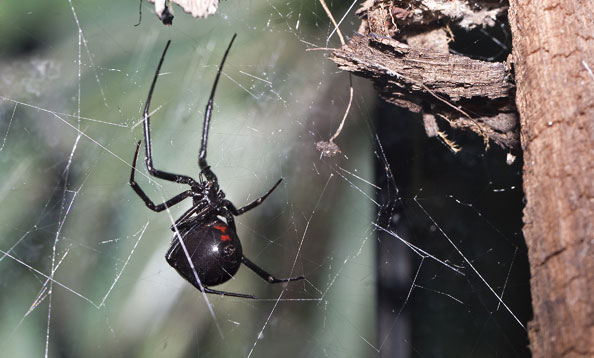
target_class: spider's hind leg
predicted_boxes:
[200,286,257,299]
[242,256,304,284]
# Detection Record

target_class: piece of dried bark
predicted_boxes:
[330,0,519,150]
[357,0,506,34]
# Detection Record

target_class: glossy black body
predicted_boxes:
[128,35,304,298]
[166,220,242,287]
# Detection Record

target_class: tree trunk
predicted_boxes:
[327,0,593,355]
[508,1,594,357]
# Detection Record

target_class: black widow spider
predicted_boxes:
[129,35,304,299]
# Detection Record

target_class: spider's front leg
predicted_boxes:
[197,35,237,181]
[130,140,192,212]
[140,40,197,187]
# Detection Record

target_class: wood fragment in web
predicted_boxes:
[328,0,519,150]
[330,33,518,149]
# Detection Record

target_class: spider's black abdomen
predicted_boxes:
[130,37,303,298]
[165,220,243,288]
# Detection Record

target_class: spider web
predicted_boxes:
[0,1,530,357]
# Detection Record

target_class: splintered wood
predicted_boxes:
[329,0,519,150]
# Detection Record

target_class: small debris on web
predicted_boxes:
[142,0,219,25]
[316,141,341,157]
[314,0,351,159]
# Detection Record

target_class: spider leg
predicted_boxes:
[198,34,237,180]
[130,140,192,211]
[142,40,197,186]
[242,256,304,284]
[199,286,257,299]
[225,178,283,215]
[214,214,304,285]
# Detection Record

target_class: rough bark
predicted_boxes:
[328,0,594,356]
[508,1,594,357]
[329,0,519,150]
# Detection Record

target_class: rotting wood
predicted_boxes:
[329,0,519,150]
[508,0,594,357]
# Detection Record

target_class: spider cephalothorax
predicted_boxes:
[129,35,303,298]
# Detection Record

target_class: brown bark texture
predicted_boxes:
[508,1,594,357]
[329,0,520,150]
[328,0,594,356]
